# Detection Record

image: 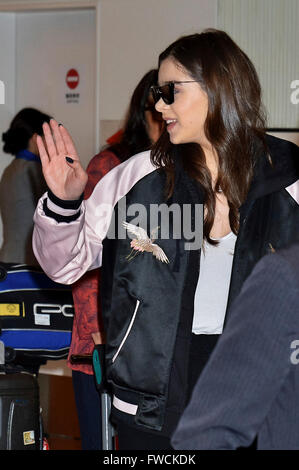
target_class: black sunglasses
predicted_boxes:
[150,81,200,105]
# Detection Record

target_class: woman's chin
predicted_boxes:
[168,132,181,145]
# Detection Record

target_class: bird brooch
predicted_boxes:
[122,221,169,264]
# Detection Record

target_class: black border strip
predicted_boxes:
[267,128,299,132]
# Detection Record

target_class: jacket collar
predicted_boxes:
[171,134,298,205]
[245,134,299,203]
[15,149,40,162]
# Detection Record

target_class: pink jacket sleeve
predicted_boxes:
[32,150,155,284]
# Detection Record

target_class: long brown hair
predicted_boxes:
[151,29,267,244]
[107,69,159,161]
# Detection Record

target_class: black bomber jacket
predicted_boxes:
[35,134,299,436]
[101,135,299,435]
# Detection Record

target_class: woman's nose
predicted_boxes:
[155,98,167,113]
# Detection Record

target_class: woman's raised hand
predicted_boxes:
[37,119,88,200]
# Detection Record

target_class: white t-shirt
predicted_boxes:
[192,232,237,335]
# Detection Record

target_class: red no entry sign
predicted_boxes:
[66,69,80,89]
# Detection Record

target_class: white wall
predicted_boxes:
[0,13,16,171]
[15,9,96,169]
[217,0,299,157]
[99,0,217,121]
[0,8,97,248]
[97,0,217,144]
[0,13,17,246]
[218,0,299,130]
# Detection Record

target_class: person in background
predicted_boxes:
[68,69,163,450]
[172,243,299,450]
[0,108,51,265]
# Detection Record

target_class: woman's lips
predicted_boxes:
[165,119,177,132]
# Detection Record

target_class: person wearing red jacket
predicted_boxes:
[67,69,163,450]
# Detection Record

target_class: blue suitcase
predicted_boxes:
[0,262,74,361]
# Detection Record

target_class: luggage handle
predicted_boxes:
[0,341,17,365]
[71,346,115,450]
[70,345,106,392]
[0,340,4,365]
[70,354,92,364]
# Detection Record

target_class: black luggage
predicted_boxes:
[0,370,41,450]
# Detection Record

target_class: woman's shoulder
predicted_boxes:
[249,134,299,199]
[0,158,28,181]
[266,133,299,158]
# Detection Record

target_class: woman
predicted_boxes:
[32,29,299,450]
[0,107,51,265]
[68,69,163,450]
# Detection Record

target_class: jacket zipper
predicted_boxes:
[112,299,140,363]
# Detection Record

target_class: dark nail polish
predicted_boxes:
[59,123,63,127]
[65,156,74,164]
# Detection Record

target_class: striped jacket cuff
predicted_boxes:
[43,190,83,223]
